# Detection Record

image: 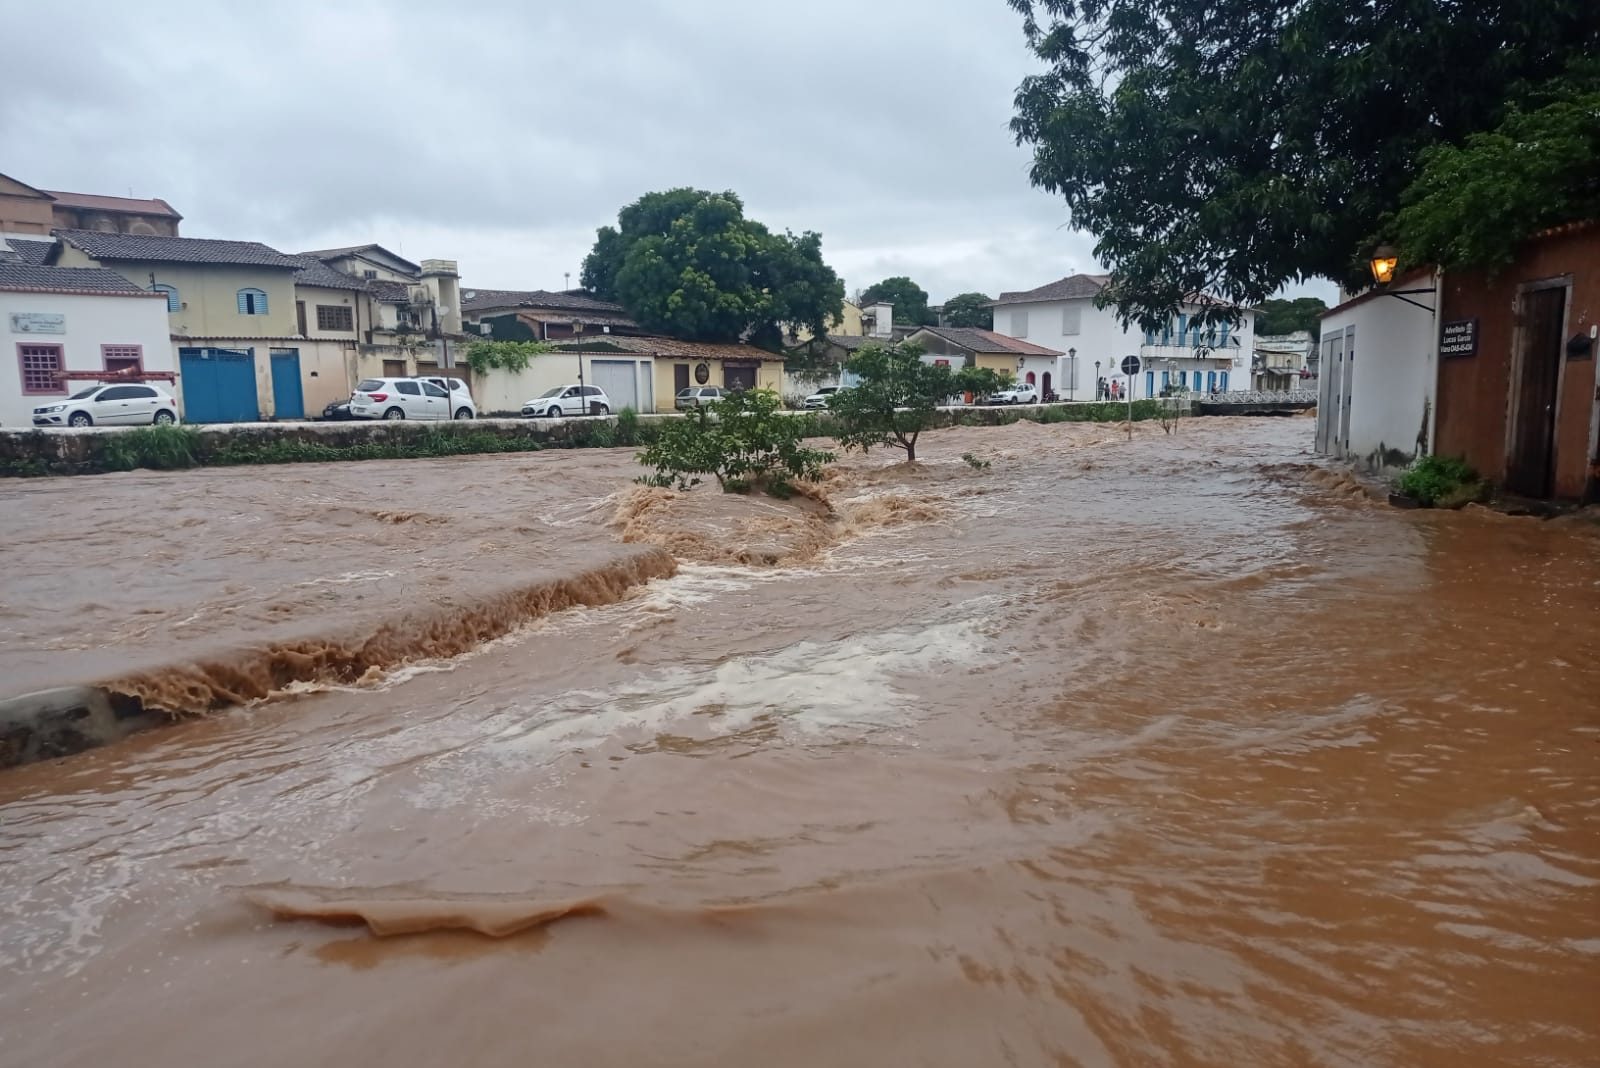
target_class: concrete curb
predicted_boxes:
[0,686,161,769]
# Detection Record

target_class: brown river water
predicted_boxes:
[1,416,1597,1067]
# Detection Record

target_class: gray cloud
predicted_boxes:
[2,0,1334,307]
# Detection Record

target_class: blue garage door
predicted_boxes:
[179,347,258,424]
[269,348,304,419]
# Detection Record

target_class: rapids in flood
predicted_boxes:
[1,416,1597,1067]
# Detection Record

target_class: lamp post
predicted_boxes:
[1094,359,1101,402]
[1068,347,1076,401]
[1368,244,1436,312]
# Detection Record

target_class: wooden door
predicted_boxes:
[1506,286,1567,497]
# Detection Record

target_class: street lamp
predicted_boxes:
[1068,347,1076,401]
[1368,243,1436,313]
[1094,359,1101,401]
[1368,245,1399,286]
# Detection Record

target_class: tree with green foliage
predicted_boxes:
[830,342,1006,463]
[637,388,833,496]
[581,189,844,350]
[859,277,936,326]
[1254,297,1327,340]
[940,292,995,329]
[1007,0,1599,326]
[1396,69,1600,272]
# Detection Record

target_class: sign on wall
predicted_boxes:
[9,312,65,334]
[1440,318,1478,358]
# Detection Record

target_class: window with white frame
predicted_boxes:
[237,288,269,315]
[102,345,143,375]
[316,305,354,331]
[1011,309,1029,337]
[1061,305,1081,335]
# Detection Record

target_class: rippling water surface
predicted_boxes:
[1,416,1596,1067]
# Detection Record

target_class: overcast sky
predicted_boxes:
[4,0,1334,307]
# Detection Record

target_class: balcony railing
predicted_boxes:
[1138,343,1235,362]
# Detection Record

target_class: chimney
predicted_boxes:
[865,301,894,338]
[420,259,461,334]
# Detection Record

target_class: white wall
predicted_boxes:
[472,354,654,416]
[1317,276,1439,471]
[997,298,1254,399]
[1,290,174,426]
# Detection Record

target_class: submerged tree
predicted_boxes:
[829,342,1006,463]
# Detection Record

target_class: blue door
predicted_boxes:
[179,347,259,424]
[1219,371,1229,392]
[1145,371,1154,398]
[270,349,305,419]
[1207,371,1217,393]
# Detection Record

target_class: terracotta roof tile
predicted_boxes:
[913,326,1064,356]
[55,230,302,268]
[0,264,159,296]
[44,190,182,219]
[994,274,1110,305]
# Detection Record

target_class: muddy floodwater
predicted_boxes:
[1,416,1596,1067]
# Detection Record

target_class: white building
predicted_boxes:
[990,274,1254,399]
[0,261,175,427]
[1316,269,1440,472]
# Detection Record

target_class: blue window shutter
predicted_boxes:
[238,290,249,314]
[256,290,267,315]
[1175,314,1187,346]
[153,284,178,311]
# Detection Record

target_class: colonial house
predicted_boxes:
[0,262,173,427]
[1,173,182,240]
[990,274,1254,400]
[904,327,1063,392]
[1319,223,1599,500]
[50,230,307,423]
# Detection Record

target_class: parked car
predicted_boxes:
[32,383,181,428]
[417,376,476,418]
[675,386,727,410]
[988,384,1040,405]
[350,377,476,420]
[802,385,842,410]
[521,385,612,418]
[321,399,353,420]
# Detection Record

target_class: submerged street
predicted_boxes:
[0,416,1596,1067]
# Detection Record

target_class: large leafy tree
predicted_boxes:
[1007,0,1600,326]
[1396,69,1600,272]
[940,292,995,328]
[581,189,844,349]
[830,343,1006,463]
[1255,297,1327,339]
[859,277,936,326]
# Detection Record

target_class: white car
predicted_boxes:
[989,384,1040,405]
[32,383,182,428]
[521,385,612,418]
[417,376,477,419]
[675,386,727,410]
[802,385,842,410]
[350,377,476,420]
